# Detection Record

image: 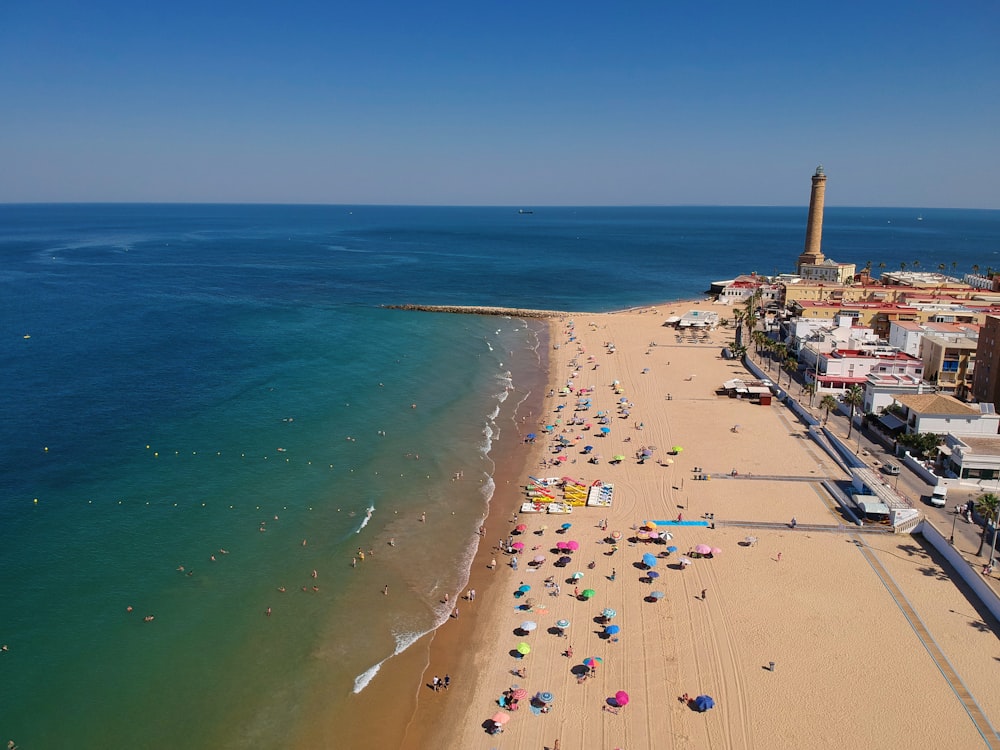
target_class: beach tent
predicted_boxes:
[694,695,715,712]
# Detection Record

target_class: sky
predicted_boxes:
[1,1,998,207]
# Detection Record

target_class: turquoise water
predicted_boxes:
[1,204,997,748]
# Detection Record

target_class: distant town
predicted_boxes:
[704,167,1000,492]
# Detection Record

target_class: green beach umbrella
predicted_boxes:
[517,642,531,655]
[581,588,596,599]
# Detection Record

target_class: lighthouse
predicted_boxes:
[797,166,827,273]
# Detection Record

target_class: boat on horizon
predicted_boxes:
[518,209,534,214]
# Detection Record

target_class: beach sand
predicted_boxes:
[402,303,1000,749]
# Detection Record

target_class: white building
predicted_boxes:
[892,393,1000,438]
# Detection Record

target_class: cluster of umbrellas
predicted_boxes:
[555,540,580,552]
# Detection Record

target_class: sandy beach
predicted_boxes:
[403,302,1000,750]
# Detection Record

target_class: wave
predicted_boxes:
[352,628,429,694]
[355,504,375,533]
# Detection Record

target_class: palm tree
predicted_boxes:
[843,384,865,439]
[782,355,798,387]
[974,493,1000,557]
[732,309,747,349]
[820,394,839,425]
[972,264,980,276]
[938,263,946,274]
[900,262,908,272]
[803,382,818,407]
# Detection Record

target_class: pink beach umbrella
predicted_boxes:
[556,541,569,551]
[533,554,546,563]
[512,541,525,551]
[567,540,580,551]
[511,687,528,700]
[492,712,510,725]
[694,544,713,555]
[515,524,527,532]
[615,690,630,707]
[610,531,623,540]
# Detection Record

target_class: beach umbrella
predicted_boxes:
[492,712,510,725]
[610,531,623,540]
[600,427,611,434]
[521,621,537,632]
[615,690,630,707]
[605,624,620,635]
[517,642,531,655]
[583,657,603,668]
[538,691,554,704]
[561,523,572,530]
[636,531,650,540]
[613,454,625,461]
[511,688,528,700]
[648,531,660,540]
[572,571,584,579]
[512,542,525,550]
[744,536,758,545]
[558,556,572,564]
[533,554,546,563]
[672,445,684,453]
[679,557,692,566]
[663,457,674,465]
[647,571,660,579]
[518,585,531,593]
[641,449,653,458]
[581,588,596,599]
[695,544,712,555]
[661,532,673,540]
[643,520,658,529]
[557,455,568,462]
[601,608,617,619]
[711,547,722,556]
[619,397,628,403]
[666,545,678,553]
[567,540,580,551]
[556,541,568,551]
[650,591,665,599]
[526,433,536,440]
[694,695,715,712]
[515,524,527,532]
[642,553,658,568]
[556,619,570,629]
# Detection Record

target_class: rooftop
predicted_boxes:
[894,393,980,416]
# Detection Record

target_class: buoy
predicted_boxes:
[33,498,38,504]
[44,446,49,452]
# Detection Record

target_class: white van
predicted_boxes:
[929,486,947,508]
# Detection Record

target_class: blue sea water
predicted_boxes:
[0,203,997,748]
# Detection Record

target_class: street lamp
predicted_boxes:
[951,505,959,544]
[989,504,1000,567]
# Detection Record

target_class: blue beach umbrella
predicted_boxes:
[647,571,660,580]
[600,427,611,434]
[518,585,531,593]
[605,624,620,635]
[539,691,554,704]
[666,546,678,553]
[642,553,658,568]
[601,608,617,619]
[694,695,715,712]
[650,591,665,599]
[561,523,572,530]
[527,433,536,440]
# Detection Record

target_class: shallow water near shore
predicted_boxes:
[1,203,997,748]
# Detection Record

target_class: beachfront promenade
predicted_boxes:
[409,304,1000,750]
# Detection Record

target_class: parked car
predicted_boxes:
[883,462,901,476]
[929,486,947,508]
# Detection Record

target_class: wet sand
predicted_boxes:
[404,303,1000,749]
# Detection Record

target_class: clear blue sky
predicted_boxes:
[2,1,998,206]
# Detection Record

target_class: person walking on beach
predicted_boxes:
[489,557,496,569]
[701,589,707,600]
[777,552,782,562]
[610,568,616,581]
[383,584,389,596]
[443,674,451,690]
[432,675,441,692]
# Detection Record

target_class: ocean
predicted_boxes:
[1,204,997,748]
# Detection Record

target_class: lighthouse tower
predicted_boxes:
[797,166,827,273]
